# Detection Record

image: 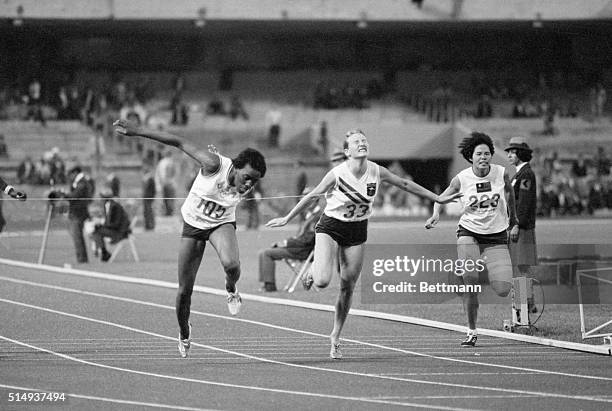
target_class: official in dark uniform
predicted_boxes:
[505,137,538,311]
[56,166,93,263]
[91,187,131,262]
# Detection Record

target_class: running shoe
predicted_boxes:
[330,341,342,359]
[301,271,314,291]
[178,322,192,358]
[227,291,242,316]
[460,333,477,347]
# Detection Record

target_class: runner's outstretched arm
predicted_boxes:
[113,119,218,170]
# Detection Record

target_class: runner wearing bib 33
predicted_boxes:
[267,129,462,359]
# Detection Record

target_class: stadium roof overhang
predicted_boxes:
[1,18,610,39]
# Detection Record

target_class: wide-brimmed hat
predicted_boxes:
[504,136,532,153]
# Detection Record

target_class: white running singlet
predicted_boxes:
[457,164,509,234]
[324,161,380,222]
[181,155,246,229]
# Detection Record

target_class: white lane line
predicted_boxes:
[0,383,214,410]
[0,286,610,405]
[0,335,465,410]
[381,372,540,376]
[374,395,541,400]
[1,275,610,382]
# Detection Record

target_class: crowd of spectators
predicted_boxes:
[535,146,612,217]
[313,78,385,110]
[205,95,249,120]
[16,147,67,186]
[0,77,154,129]
[408,71,608,126]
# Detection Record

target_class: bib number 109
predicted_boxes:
[197,199,227,219]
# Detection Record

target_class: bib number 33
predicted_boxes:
[343,204,369,218]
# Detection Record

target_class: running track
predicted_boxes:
[1,261,611,411]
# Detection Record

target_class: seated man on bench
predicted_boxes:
[258,189,322,292]
[91,187,131,262]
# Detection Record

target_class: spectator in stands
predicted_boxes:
[0,134,7,157]
[257,189,321,292]
[56,86,71,120]
[25,79,45,125]
[106,172,121,198]
[542,100,558,136]
[66,86,82,121]
[206,96,226,116]
[170,74,188,126]
[142,162,156,231]
[111,81,128,111]
[36,153,53,185]
[571,153,589,178]
[265,105,282,147]
[156,150,177,216]
[119,91,147,126]
[294,161,308,205]
[17,156,35,184]
[590,83,607,118]
[82,88,96,126]
[228,95,249,121]
[475,94,492,118]
[90,186,131,262]
[49,147,66,185]
[318,121,328,157]
[594,146,611,177]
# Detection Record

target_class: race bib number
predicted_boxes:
[467,193,500,209]
[343,203,369,219]
[197,199,227,219]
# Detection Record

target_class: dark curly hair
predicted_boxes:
[233,148,267,178]
[458,132,494,163]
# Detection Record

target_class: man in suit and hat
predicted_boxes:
[90,186,131,262]
[505,136,538,312]
[51,166,95,263]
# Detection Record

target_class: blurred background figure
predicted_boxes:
[0,134,7,158]
[142,162,156,231]
[156,150,177,216]
[57,166,95,263]
[229,95,249,121]
[244,180,263,230]
[106,172,121,198]
[90,186,131,262]
[258,187,322,292]
[265,104,282,148]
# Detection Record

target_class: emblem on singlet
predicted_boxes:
[366,183,376,196]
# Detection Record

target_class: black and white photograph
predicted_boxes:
[1,1,611,409]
